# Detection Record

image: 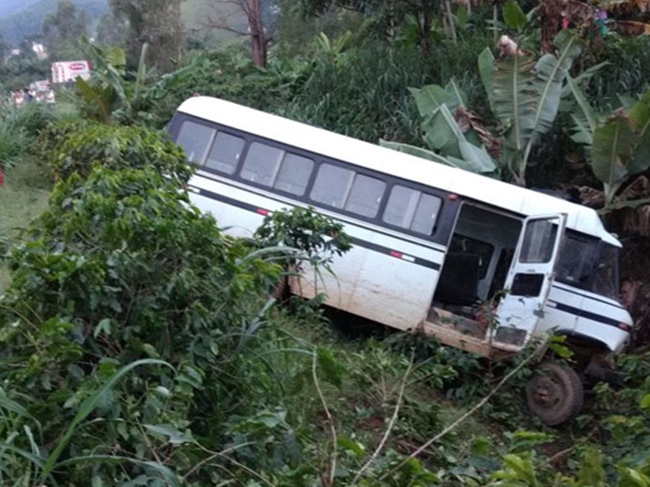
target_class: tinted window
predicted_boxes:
[557,234,620,300]
[205,132,245,174]
[310,164,354,209]
[519,219,558,263]
[383,186,441,235]
[556,234,597,284]
[176,121,215,163]
[240,142,284,186]
[275,153,314,196]
[345,174,386,218]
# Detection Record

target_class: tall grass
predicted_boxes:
[0,102,58,170]
[279,36,492,145]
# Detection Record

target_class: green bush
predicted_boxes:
[0,162,281,483]
[584,36,650,110]
[0,120,31,170]
[0,102,58,170]
[44,122,193,183]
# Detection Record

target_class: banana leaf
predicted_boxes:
[398,104,496,174]
[503,0,527,30]
[423,104,467,158]
[409,79,467,119]
[592,114,637,202]
[567,76,601,146]
[629,90,650,175]
[486,31,581,181]
[528,31,582,142]
[478,48,494,97]
[379,139,453,165]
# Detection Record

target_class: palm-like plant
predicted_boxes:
[568,78,650,213]
[383,30,582,186]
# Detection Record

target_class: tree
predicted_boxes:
[95,11,129,47]
[382,31,582,186]
[0,33,8,61]
[41,0,89,60]
[297,0,442,54]
[201,0,280,68]
[108,0,184,73]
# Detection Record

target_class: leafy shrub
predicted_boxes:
[0,130,281,482]
[0,102,57,170]
[0,120,31,170]
[584,36,650,110]
[44,122,193,183]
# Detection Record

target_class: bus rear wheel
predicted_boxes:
[526,362,584,426]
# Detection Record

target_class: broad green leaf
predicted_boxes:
[478,48,495,97]
[490,52,537,152]
[41,359,174,482]
[529,31,582,138]
[567,76,600,145]
[56,455,181,487]
[456,4,468,29]
[337,437,366,456]
[93,318,112,338]
[144,424,195,445]
[75,77,115,123]
[605,197,650,211]
[424,104,467,158]
[618,467,650,487]
[457,140,497,174]
[592,114,636,193]
[577,448,605,487]
[445,79,468,107]
[316,347,345,388]
[503,0,527,30]
[379,139,454,166]
[409,84,457,118]
[641,393,650,411]
[105,47,126,74]
[629,90,650,175]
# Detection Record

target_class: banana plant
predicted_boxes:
[75,38,192,125]
[568,79,650,211]
[380,80,498,176]
[383,31,582,185]
[480,29,582,185]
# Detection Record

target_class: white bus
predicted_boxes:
[169,96,633,425]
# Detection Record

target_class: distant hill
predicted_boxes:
[0,0,245,48]
[0,0,43,19]
[0,0,108,46]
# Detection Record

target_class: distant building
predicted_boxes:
[51,60,92,84]
[32,42,48,60]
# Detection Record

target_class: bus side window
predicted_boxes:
[274,153,314,196]
[176,121,216,164]
[205,132,245,175]
[240,142,284,186]
[519,220,558,263]
[310,164,355,209]
[383,185,441,235]
[345,174,386,218]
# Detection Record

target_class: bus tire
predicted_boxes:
[525,362,584,426]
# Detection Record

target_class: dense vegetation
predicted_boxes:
[1,0,650,485]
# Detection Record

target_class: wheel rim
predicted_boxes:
[529,373,564,411]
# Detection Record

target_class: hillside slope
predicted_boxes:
[0,0,108,45]
[0,0,42,19]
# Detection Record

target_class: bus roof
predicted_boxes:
[177,96,621,247]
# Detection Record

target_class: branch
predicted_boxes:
[313,351,337,487]
[379,343,543,481]
[351,351,414,485]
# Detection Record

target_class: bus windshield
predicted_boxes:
[556,233,620,299]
